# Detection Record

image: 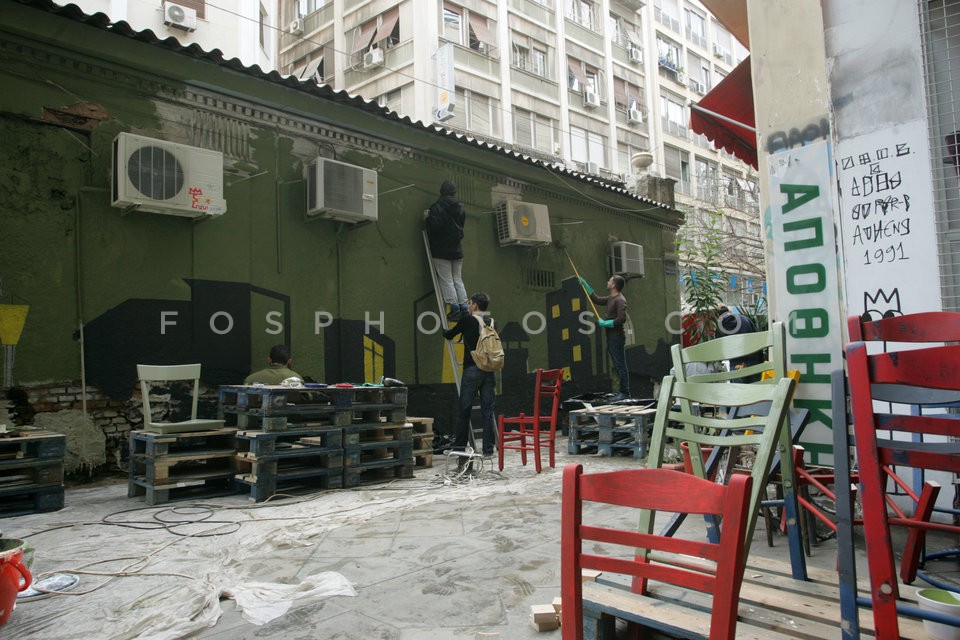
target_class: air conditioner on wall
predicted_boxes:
[288,19,304,35]
[628,46,642,64]
[163,1,197,31]
[111,133,226,218]
[306,157,378,223]
[495,201,552,246]
[610,241,644,278]
[583,90,600,108]
[627,108,643,124]
[363,48,384,69]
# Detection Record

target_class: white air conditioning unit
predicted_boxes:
[628,46,642,64]
[585,161,600,174]
[306,158,378,223]
[111,133,226,218]
[434,103,455,122]
[583,90,600,108]
[495,201,552,246]
[691,79,706,95]
[713,43,728,59]
[609,241,644,278]
[163,2,197,31]
[627,108,643,124]
[287,19,304,35]
[363,48,384,69]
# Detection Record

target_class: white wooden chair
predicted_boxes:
[137,364,224,434]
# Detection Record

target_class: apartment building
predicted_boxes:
[277,0,765,308]
[56,0,278,70]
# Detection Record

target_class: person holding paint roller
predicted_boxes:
[580,274,630,400]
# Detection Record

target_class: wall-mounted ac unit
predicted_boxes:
[163,2,197,31]
[306,158,378,223]
[111,133,226,218]
[691,79,706,95]
[610,241,644,278]
[287,19,304,35]
[627,108,643,124]
[713,43,728,59]
[435,103,455,122]
[628,46,642,64]
[363,48,384,69]
[583,90,600,108]
[495,201,552,246]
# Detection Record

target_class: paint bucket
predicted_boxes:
[0,538,32,628]
[680,441,718,481]
[917,588,960,640]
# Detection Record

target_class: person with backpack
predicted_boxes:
[424,180,468,321]
[442,291,501,459]
[580,274,630,400]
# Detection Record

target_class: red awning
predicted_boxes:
[690,56,757,169]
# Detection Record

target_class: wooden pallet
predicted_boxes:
[0,485,64,519]
[0,459,63,490]
[128,429,238,505]
[0,430,67,462]
[343,461,415,488]
[407,417,434,467]
[233,426,345,501]
[568,405,655,459]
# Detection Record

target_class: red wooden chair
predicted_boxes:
[561,465,752,640]
[846,311,960,639]
[497,368,562,473]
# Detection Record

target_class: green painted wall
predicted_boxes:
[0,3,682,420]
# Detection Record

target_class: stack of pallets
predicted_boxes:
[567,405,656,459]
[233,426,343,501]
[342,387,413,487]
[0,430,66,517]
[407,417,434,468]
[128,428,237,505]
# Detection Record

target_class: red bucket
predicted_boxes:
[0,538,32,628]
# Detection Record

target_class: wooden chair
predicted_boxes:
[642,374,796,562]
[561,465,753,640]
[669,321,807,579]
[842,312,960,639]
[137,364,225,434]
[497,368,562,472]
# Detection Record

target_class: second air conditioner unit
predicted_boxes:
[306,157,378,223]
[363,48,384,69]
[628,46,642,63]
[288,19,304,35]
[111,132,226,218]
[163,1,197,31]
[495,201,552,246]
[627,108,643,124]
[609,241,645,278]
[583,90,600,108]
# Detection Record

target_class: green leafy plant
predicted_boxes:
[740,296,769,333]
[677,210,728,345]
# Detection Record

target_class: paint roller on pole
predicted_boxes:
[563,248,601,319]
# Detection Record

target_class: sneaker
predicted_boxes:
[445,304,459,321]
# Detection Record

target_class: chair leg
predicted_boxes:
[900,481,941,584]
[548,428,556,469]
[497,416,505,471]
[533,427,542,473]
[520,428,528,466]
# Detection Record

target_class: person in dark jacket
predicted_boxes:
[717,305,761,382]
[443,292,496,458]
[424,180,468,320]
[580,275,630,400]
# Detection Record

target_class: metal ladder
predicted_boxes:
[422,229,484,473]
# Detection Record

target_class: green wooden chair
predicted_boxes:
[640,375,797,571]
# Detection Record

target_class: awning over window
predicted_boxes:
[567,59,587,86]
[300,56,323,82]
[351,21,378,53]
[468,12,495,46]
[690,56,757,169]
[372,8,399,45]
[697,0,749,47]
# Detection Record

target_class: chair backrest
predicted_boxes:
[561,465,753,640]
[672,321,786,384]
[532,368,563,426]
[137,363,203,423]
[849,311,960,344]
[644,374,796,549]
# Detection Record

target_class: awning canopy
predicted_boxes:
[690,56,757,169]
[372,8,399,46]
[698,0,749,47]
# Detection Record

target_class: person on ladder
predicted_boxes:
[443,292,497,461]
[423,180,468,321]
[580,275,630,400]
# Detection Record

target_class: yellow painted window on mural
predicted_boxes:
[573,345,582,362]
[572,298,581,311]
[552,303,560,318]
[364,336,384,383]
[562,328,569,341]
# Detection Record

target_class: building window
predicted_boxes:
[443,6,462,44]
[613,77,643,111]
[294,0,321,19]
[567,0,596,30]
[531,48,547,77]
[657,37,682,73]
[378,89,402,113]
[570,125,606,168]
[664,144,690,194]
[660,94,687,137]
[176,0,205,20]
[514,108,556,154]
[512,43,529,69]
[444,5,495,51]
[685,9,706,48]
[259,4,269,49]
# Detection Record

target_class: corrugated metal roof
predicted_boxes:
[20,0,671,210]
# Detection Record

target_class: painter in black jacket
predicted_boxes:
[423,180,468,320]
